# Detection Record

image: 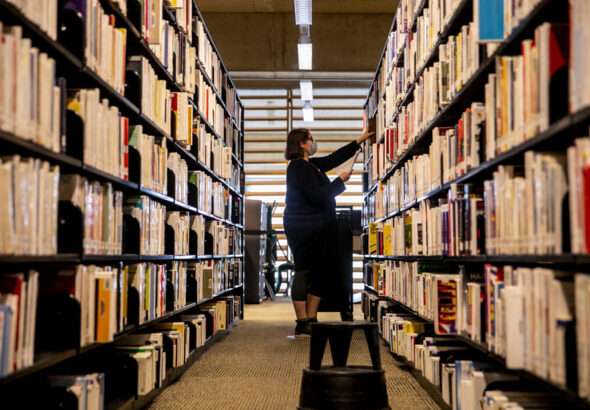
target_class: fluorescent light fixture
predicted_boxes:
[300,80,313,101]
[297,43,312,70]
[302,101,314,122]
[294,0,312,25]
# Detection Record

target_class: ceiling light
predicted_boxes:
[300,80,313,101]
[302,101,314,122]
[297,43,312,70]
[294,0,312,26]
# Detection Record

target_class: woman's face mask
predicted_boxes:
[302,134,317,156]
[308,140,317,156]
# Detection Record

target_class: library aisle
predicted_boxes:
[147,299,439,410]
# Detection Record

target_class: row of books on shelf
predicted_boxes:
[0,157,60,255]
[0,24,63,153]
[0,165,242,255]
[367,261,584,392]
[366,130,590,256]
[0,5,242,157]
[191,170,241,219]
[0,25,234,177]
[375,19,485,169]
[147,2,198,91]
[372,303,574,410]
[3,0,59,40]
[139,0,193,44]
[3,0,244,133]
[193,22,243,130]
[368,3,573,178]
[195,68,226,136]
[0,261,242,377]
[14,296,239,408]
[195,127,234,180]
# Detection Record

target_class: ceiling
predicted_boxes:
[198,0,397,78]
[198,0,395,13]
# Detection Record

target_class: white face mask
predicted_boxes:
[309,140,318,156]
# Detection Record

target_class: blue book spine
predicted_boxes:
[0,305,13,376]
[478,0,504,41]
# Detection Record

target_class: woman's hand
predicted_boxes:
[339,169,352,182]
[356,130,376,145]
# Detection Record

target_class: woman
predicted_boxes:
[283,128,374,335]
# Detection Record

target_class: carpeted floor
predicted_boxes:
[147,298,440,410]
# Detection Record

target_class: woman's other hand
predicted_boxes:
[339,169,352,182]
[356,130,376,145]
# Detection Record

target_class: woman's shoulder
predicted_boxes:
[287,158,308,169]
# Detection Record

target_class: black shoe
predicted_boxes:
[295,319,312,336]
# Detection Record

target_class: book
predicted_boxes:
[60,175,124,255]
[5,0,58,39]
[0,157,59,255]
[67,89,129,180]
[570,0,590,113]
[167,211,190,255]
[168,152,188,202]
[72,0,127,93]
[48,373,105,410]
[127,56,171,133]
[0,23,62,152]
[0,271,38,373]
[123,195,165,255]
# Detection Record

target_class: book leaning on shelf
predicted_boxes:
[191,214,206,255]
[168,151,188,202]
[48,373,105,410]
[129,125,168,194]
[196,69,225,134]
[190,171,235,218]
[171,92,194,148]
[0,23,62,153]
[195,16,223,92]
[169,260,188,310]
[63,0,127,93]
[127,56,171,133]
[60,175,124,255]
[167,211,190,255]
[124,195,165,255]
[67,88,130,180]
[0,271,38,375]
[127,262,168,325]
[41,265,122,346]
[195,123,233,180]
[0,157,59,255]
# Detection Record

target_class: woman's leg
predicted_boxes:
[306,293,321,319]
[291,270,309,320]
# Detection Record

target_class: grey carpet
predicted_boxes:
[147,298,440,410]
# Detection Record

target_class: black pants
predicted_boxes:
[284,216,337,299]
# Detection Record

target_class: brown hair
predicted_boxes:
[284,128,310,160]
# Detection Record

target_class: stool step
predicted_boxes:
[311,320,375,329]
[304,366,384,376]
[298,366,390,410]
[309,321,382,370]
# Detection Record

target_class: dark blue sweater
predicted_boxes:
[284,141,359,224]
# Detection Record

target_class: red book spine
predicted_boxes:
[122,117,129,180]
[457,118,464,175]
[583,167,590,252]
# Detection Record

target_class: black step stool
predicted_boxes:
[298,321,390,410]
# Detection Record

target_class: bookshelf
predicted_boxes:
[0,0,245,408]
[362,0,590,408]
